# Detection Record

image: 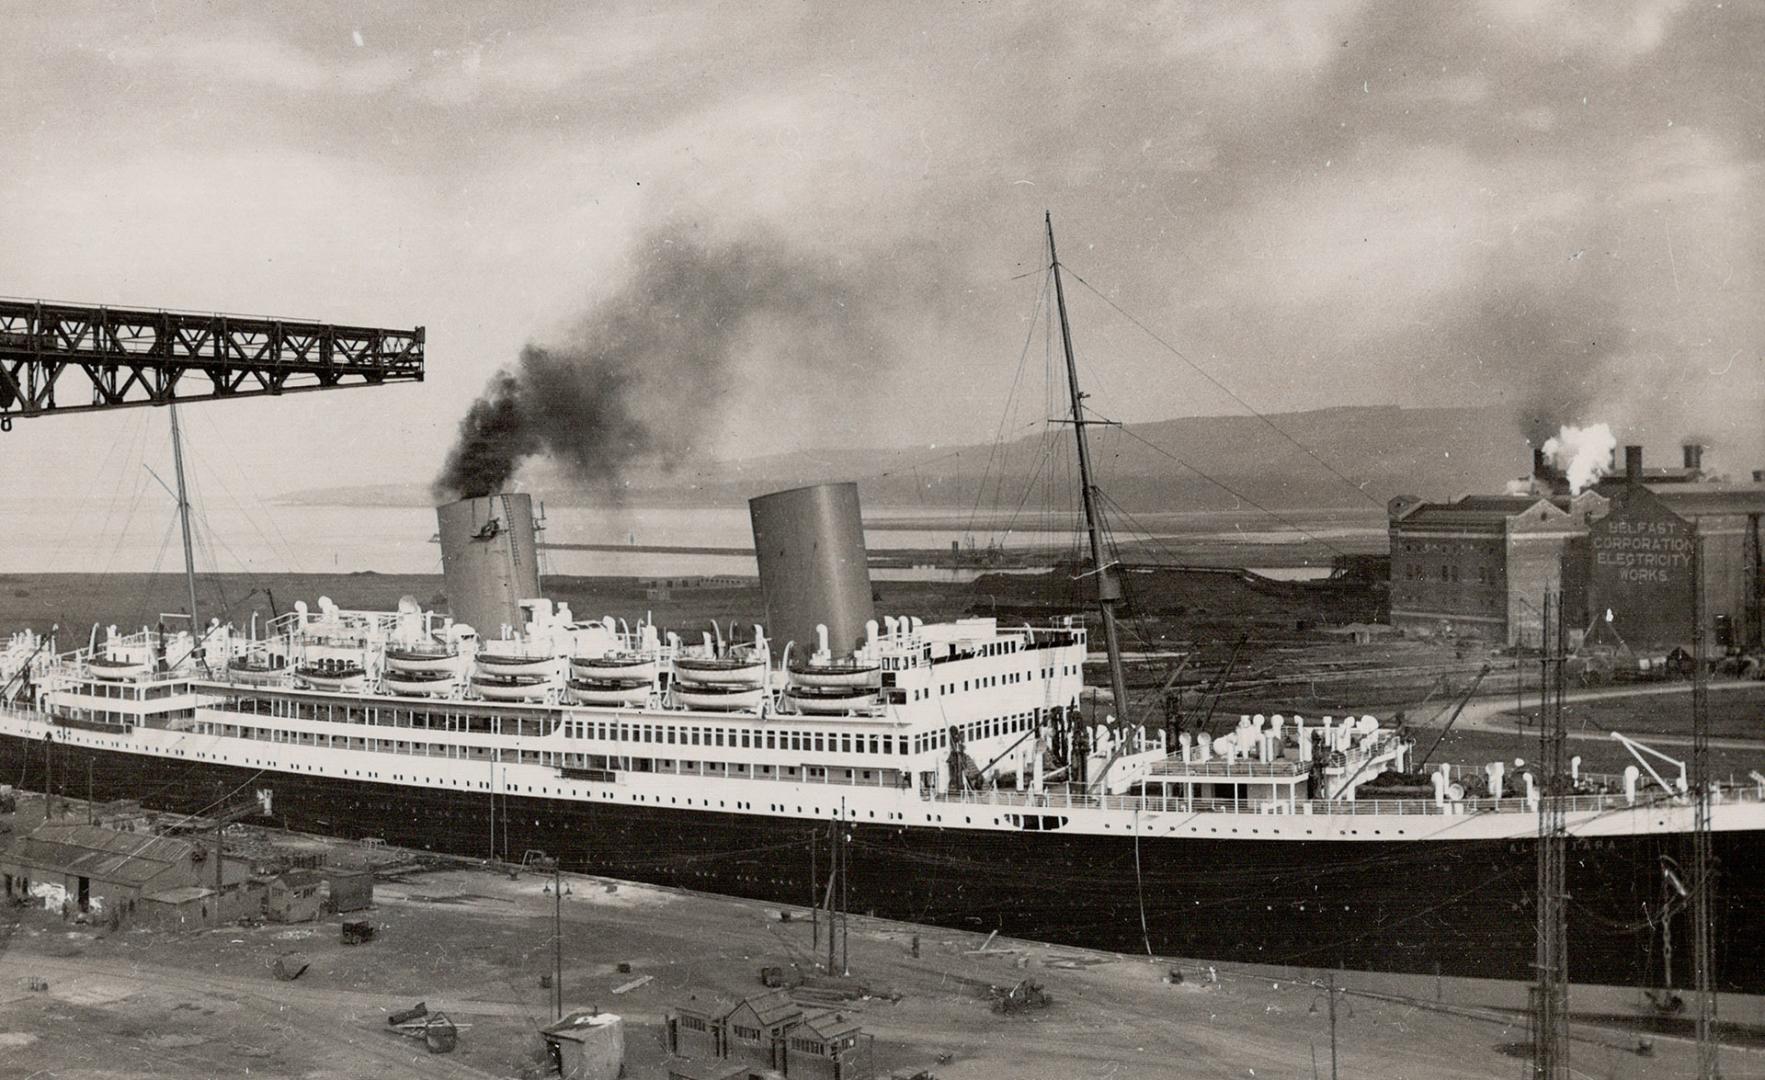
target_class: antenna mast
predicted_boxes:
[1046,212,1130,729]
[168,403,201,659]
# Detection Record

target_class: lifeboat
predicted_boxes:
[571,654,659,681]
[567,678,651,707]
[786,660,881,690]
[783,686,879,715]
[226,657,286,685]
[385,647,459,674]
[475,652,557,678]
[673,655,765,686]
[385,669,457,697]
[88,655,151,681]
[673,683,764,711]
[295,664,367,693]
[470,673,552,702]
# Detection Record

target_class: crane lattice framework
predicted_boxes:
[0,297,424,428]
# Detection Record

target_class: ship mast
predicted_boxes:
[1046,212,1130,730]
[168,403,202,663]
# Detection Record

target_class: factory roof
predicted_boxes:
[5,823,197,887]
[796,1009,863,1041]
[1393,495,1568,528]
[729,989,802,1028]
[1640,483,1765,518]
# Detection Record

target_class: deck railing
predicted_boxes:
[925,781,1765,818]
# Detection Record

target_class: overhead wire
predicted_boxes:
[1061,266,1384,509]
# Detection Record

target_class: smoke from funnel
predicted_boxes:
[434,227,890,502]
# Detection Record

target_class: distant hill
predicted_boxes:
[278,403,1529,511]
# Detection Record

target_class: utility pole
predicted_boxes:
[1327,972,1339,1080]
[1531,592,1570,1080]
[1691,531,1719,1078]
[811,827,819,955]
[824,816,838,976]
[840,798,850,977]
[552,857,564,1019]
[87,760,94,824]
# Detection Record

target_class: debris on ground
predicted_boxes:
[271,952,309,981]
[989,979,1051,1014]
[340,920,376,945]
[611,975,652,995]
[387,1002,428,1027]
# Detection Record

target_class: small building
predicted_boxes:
[670,995,731,1061]
[784,1010,871,1080]
[541,1010,624,1080]
[0,822,248,922]
[327,869,374,913]
[666,992,872,1080]
[723,990,803,1072]
[266,868,325,923]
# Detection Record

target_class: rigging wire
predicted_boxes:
[1061,266,1384,509]
[1107,422,1355,558]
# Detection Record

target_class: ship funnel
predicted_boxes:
[436,493,542,637]
[749,481,875,657]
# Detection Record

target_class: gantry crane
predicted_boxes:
[0,295,425,635]
[0,298,423,427]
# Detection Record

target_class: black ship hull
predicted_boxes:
[6,732,1760,995]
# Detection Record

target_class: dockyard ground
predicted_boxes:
[1,801,1759,1080]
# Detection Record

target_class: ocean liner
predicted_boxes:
[0,218,1760,1002]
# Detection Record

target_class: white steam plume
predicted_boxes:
[1542,422,1617,495]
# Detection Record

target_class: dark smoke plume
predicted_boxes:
[434,227,887,502]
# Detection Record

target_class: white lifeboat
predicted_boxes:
[784,686,879,715]
[385,669,457,697]
[475,651,557,678]
[568,678,651,707]
[295,664,366,693]
[385,646,459,674]
[674,683,764,711]
[673,655,765,687]
[786,660,881,690]
[88,655,151,681]
[471,674,551,702]
[226,657,287,686]
[571,654,659,682]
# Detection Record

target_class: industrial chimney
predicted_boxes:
[1682,442,1704,473]
[436,493,542,636]
[749,482,875,657]
[1625,445,1644,485]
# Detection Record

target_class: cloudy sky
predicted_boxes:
[2,0,1760,499]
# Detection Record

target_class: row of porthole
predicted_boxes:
[56,736,1448,840]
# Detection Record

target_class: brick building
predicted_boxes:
[1388,492,1604,646]
[1389,442,1765,650]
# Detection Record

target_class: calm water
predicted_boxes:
[0,498,1382,578]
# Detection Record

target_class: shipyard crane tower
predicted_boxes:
[0,297,425,634]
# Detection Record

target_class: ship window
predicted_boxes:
[666,727,676,744]
[813,733,824,752]
[766,732,776,749]
[840,734,852,753]
[741,731,751,748]
[883,735,894,754]
[715,730,725,747]
[868,735,879,754]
